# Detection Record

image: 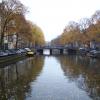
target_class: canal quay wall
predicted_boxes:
[0,54,27,67]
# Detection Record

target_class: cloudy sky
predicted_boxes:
[20,0,100,41]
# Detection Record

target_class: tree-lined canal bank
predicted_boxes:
[0,55,100,100]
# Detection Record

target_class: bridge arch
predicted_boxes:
[36,47,64,55]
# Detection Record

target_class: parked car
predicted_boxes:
[24,48,35,56]
[16,49,27,55]
[8,49,17,55]
[79,47,90,55]
[0,50,8,57]
[88,50,100,58]
[24,48,31,51]
[79,48,87,55]
[4,50,13,56]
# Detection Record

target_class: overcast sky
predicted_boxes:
[19,0,100,41]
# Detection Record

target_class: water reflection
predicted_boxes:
[57,55,100,100]
[0,56,44,100]
[0,55,100,100]
[25,56,94,100]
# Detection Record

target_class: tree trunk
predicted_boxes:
[0,32,5,50]
[15,33,18,49]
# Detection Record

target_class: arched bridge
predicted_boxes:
[35,45,77,55]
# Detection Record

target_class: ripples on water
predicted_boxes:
[0,55,100,100]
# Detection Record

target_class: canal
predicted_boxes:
[0,55,100,100]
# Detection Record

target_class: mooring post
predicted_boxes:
[60,49,63,54]
[50,49,52,55]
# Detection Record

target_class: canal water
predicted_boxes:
[0,55,100,100]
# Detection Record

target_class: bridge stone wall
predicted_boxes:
[36,46,77,55]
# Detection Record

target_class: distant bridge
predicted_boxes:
[35,45,77,55]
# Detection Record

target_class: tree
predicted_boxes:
[91,10,100,23]
[29,23,45,47]
[0,0,27,49]
[14,14,33,48]
[51,10,100,46]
